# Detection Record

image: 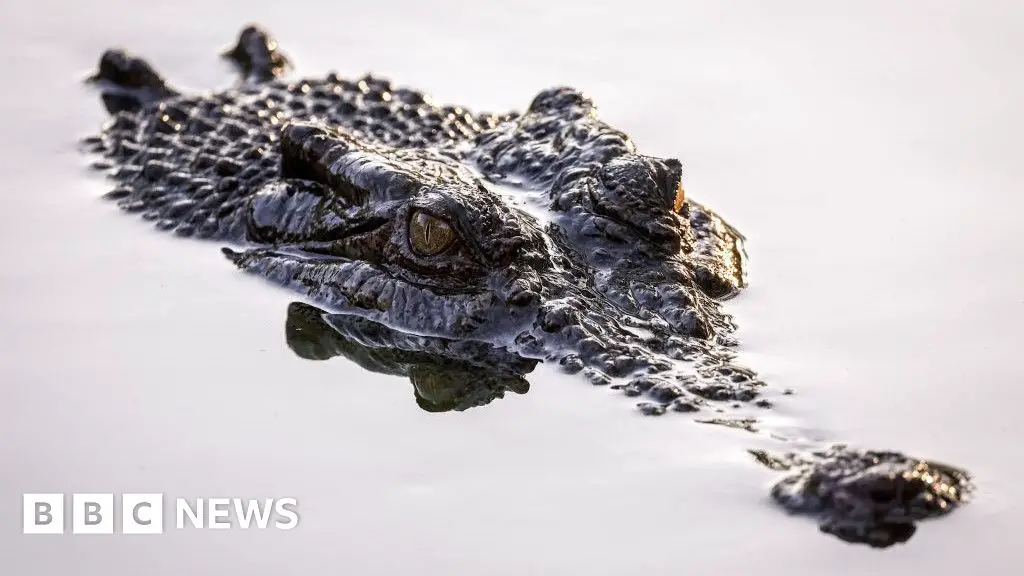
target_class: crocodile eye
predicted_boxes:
[409,210,455,256]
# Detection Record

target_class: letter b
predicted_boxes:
[23,494,64,534]
[72,494,113,534]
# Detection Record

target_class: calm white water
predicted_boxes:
[1,0,1021,573]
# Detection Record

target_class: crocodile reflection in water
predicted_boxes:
[81,25,972,548]
[286,301,533,412]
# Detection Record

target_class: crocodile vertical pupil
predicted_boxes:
[409,211,455,256]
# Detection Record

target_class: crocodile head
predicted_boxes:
[226,121,554,341]
[227,106,746,360]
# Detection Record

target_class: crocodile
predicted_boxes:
[80,25,972,548]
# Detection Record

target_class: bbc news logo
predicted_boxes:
[23,494,299,534]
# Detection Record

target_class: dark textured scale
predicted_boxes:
[141,160,173,181]
[393,89,425,105]
[193,153,217,170]
[217,177,240,193]
[108,113,139,132]
[113,164,142,181]
[214,158,243,177]
[165,171,192,187]
[367,104,390,119]
[335,101,358,117]
[186,208,211,227]
[196,217,219,239]
[109,139,142,159]
[103,186,132,200]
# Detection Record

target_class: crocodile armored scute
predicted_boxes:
[82,25,973,547]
